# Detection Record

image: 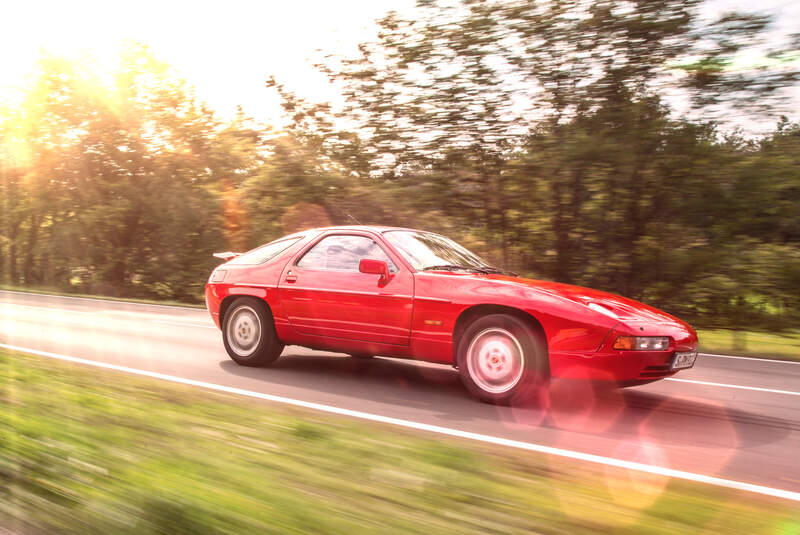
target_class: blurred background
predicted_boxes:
[1,0,798,341]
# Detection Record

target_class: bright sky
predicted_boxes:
[0,0,414,127]
[1,0,797,132]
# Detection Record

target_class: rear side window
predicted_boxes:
[227,237,301,265]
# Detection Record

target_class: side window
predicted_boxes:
[227,237,301,265]
[297,235,397,272]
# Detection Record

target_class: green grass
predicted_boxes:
[0,283,205,309]
[698,329,800,361]
[1,350,797,534]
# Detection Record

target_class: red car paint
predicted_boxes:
[205,226,697,384]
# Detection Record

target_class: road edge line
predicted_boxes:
[0,289,203,311]
[2,341,798,503]
[664,377,799,396]
[698,353,799,365]
[4,290,798,364]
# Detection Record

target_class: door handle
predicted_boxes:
[285,270,297,283]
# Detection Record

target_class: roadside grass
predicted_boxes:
[0,284,204,309]
[1,350,797,534]
[698,329,800,362]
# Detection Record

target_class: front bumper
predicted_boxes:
[549,321,698,382]
[550,349,692,381]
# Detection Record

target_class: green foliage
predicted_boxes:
[0,47,232,301]
[1,2,799,329]
[299,0,800,330]
[697,329,800,361]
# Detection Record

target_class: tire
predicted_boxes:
[457,314,548,405]
[222,297,284,367]
[349,353,374,359]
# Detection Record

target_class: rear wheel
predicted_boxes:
[222,297,284,366]
[457,314,548,405]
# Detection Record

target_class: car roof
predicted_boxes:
[302,225,425,234]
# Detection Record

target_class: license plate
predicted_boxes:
[671,351,697,370]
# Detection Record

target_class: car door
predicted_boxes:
[277,232,414,345]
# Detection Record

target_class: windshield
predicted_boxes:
[383,230,492,271]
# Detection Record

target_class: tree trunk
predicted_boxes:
[8,222,20,284]
[552,179,568,282]
[23,214,40,284]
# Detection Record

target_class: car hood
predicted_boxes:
[477,274,688,327]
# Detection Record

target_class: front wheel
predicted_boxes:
[222,297,284,366]
[457,314,548,405]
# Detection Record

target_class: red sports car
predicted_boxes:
[205,226,697,404]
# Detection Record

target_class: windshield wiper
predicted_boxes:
[422,264,475,272]
[422,264,518,276]
[473,266,519,277]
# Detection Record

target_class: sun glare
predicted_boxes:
[0,0,414,126]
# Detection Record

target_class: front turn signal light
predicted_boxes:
[613,336,670,351]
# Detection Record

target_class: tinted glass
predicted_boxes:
[383,230,489,270]
[297,235,397,272]
[227,237,301,265]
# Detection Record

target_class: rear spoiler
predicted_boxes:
[213,252,241,261]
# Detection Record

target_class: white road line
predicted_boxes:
[104,310,209,322]
[699,353,799,365]
[3,298,796,395]
[0,303,215,330]
[0,303,96,315]
[0,289,203,311]
[3,291,798,364]
[1,342,798,503]
[665,377,800,396]
[150,319,218,329]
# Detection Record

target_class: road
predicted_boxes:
[2,289,799,495]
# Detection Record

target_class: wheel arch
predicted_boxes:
[452,304,550,373]
[219,294,274,328]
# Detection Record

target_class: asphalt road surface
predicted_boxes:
[2,290,798,495]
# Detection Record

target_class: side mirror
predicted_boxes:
[359,258,389,284]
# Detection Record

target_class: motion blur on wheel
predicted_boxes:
[206,226,698,405]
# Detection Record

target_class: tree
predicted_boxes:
[303,0,796,270]
[266,0,799,329]
[0,44,248,300]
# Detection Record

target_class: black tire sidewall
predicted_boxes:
[222,297,283,366]
[457,313,547,405]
